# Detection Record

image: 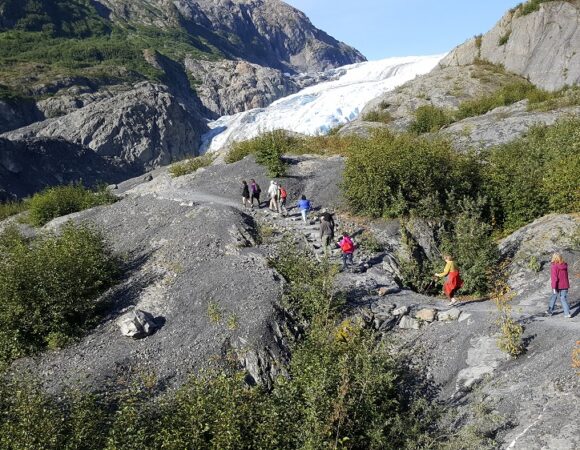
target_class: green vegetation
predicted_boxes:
[498,31,511,46]
[0,224,119,365]
[517,0,565,16]
[25,184,117,227]
[483,118,580,231]
[343,130,480,218]
[0,244,494,449]
[0,200,26,221]
[169,153,215,178]
[409,105,453,133]
[362,109,393,124]
[226,130,291,177]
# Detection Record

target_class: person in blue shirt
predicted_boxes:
[298,195,311,223]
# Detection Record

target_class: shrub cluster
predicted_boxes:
[0,200,25,221]
[408,105,453,134]
[362,109,393,124]
[343,130,480,218]
[0,246,491,449]
[26,184,117,227]
[226,130,292,176]
[169,153,215,178]
[0,224,119,364]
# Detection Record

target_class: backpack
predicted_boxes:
[279,187,287,199]
[255,184,261,194]
[341,237,354,253]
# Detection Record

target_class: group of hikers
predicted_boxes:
[241,179,573,317]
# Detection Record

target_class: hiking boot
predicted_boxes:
[545,310,553,316]
[564,314,572,318]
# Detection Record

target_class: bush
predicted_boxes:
[362,109,393,124]
[25,183,117,226]
[483,118,580,231]
[408,105,452,134]
[226,130,291,177]
[0,223,119,364]
[169,153,215,178]
[343,130,480,218]
[441,197,499,295]
[0,200,25,221]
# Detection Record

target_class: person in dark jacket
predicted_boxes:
[241,180,250,208]
[547,253,571,318]
[249,179,261,208]
[319,214,334,255]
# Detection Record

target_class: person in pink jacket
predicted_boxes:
[547,253,571,318]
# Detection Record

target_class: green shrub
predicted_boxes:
[0,223,119,364]
[498,31,511,46]
[456,81,539,119]
[25,183,117,226]
[441,197,499,295]
[226,130,291,177]
[483,118,580,231]
[343,130,480,218]
[409,105,452,134]
[169,153,215,177]
[0,200,26,221]
[362,109,393,124]
[518,0,562,16]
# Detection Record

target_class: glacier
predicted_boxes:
[201,54,445,152]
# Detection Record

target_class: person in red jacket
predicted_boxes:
[547,253,571,318]
[338,233,355,271]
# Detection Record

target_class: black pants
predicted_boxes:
[251,193,260,206]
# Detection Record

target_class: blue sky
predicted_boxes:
[285,0,521,60]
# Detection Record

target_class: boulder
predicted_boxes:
[399,316,420,330]
[371,299,395,320]
[438,308,462,322]
[118,309,158,339]
[415,308,438,323]
[393,305,410,316]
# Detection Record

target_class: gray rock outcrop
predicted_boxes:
[118,309,158,339]
[186,58,300,117]
[3,82,206,171]
[439,1,580,90]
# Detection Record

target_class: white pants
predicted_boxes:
[301,210,307,222]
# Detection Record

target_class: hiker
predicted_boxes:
[319,214,335,255]
[241,180,250,208]
[435,255,463,305]
[250,179,261,208]
[338,232,355,271]
[547,253,571,318]
[298,195,311,223]
[321,209,335,230]
[278,184,288,216]
[268,180,280,212]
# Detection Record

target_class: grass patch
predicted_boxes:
[0,201,26,221]
[0,223,119,365]
[25,184,117,227]
[517,0,566,16]
[409,105,453,134]
[169,153,215,178]
[226,130,291,177]
[498,31,511,46]
[362,109,393,124]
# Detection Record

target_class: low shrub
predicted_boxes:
[362,109,393,124]
[518,0,562,16]
[169,153,215,178]
[483,118,580,231]
[343,130,480,218]
[226,130,291,177]
[498,31,511,46]
[0,223,119,364]
[0,200,26,221]
[25,183,117,226]
[408,105,452,134]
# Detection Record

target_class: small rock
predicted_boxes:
[143,174,153,182]
[108,184,118,190]
[393,305,410,316]
[415,308,437,323]
[399,316,420,330]
[378,286,397,296]
[438,308,461,322]
[118,309,158,339]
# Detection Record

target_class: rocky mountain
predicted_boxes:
[439,0,580,90]
[0,0,364,198]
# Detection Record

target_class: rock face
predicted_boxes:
[0,137,128,200]
[3,83,206,171]
[439,1,580,90]
[97,0,365,73]
[186,58,300,117]
[0,98,43,134]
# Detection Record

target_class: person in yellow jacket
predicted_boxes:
[435,255,463,305]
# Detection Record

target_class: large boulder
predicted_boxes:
[118,309,158,339]
[439,1,580,90]
[3,82,207,171]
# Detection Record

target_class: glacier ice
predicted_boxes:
[202,54,445,152]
